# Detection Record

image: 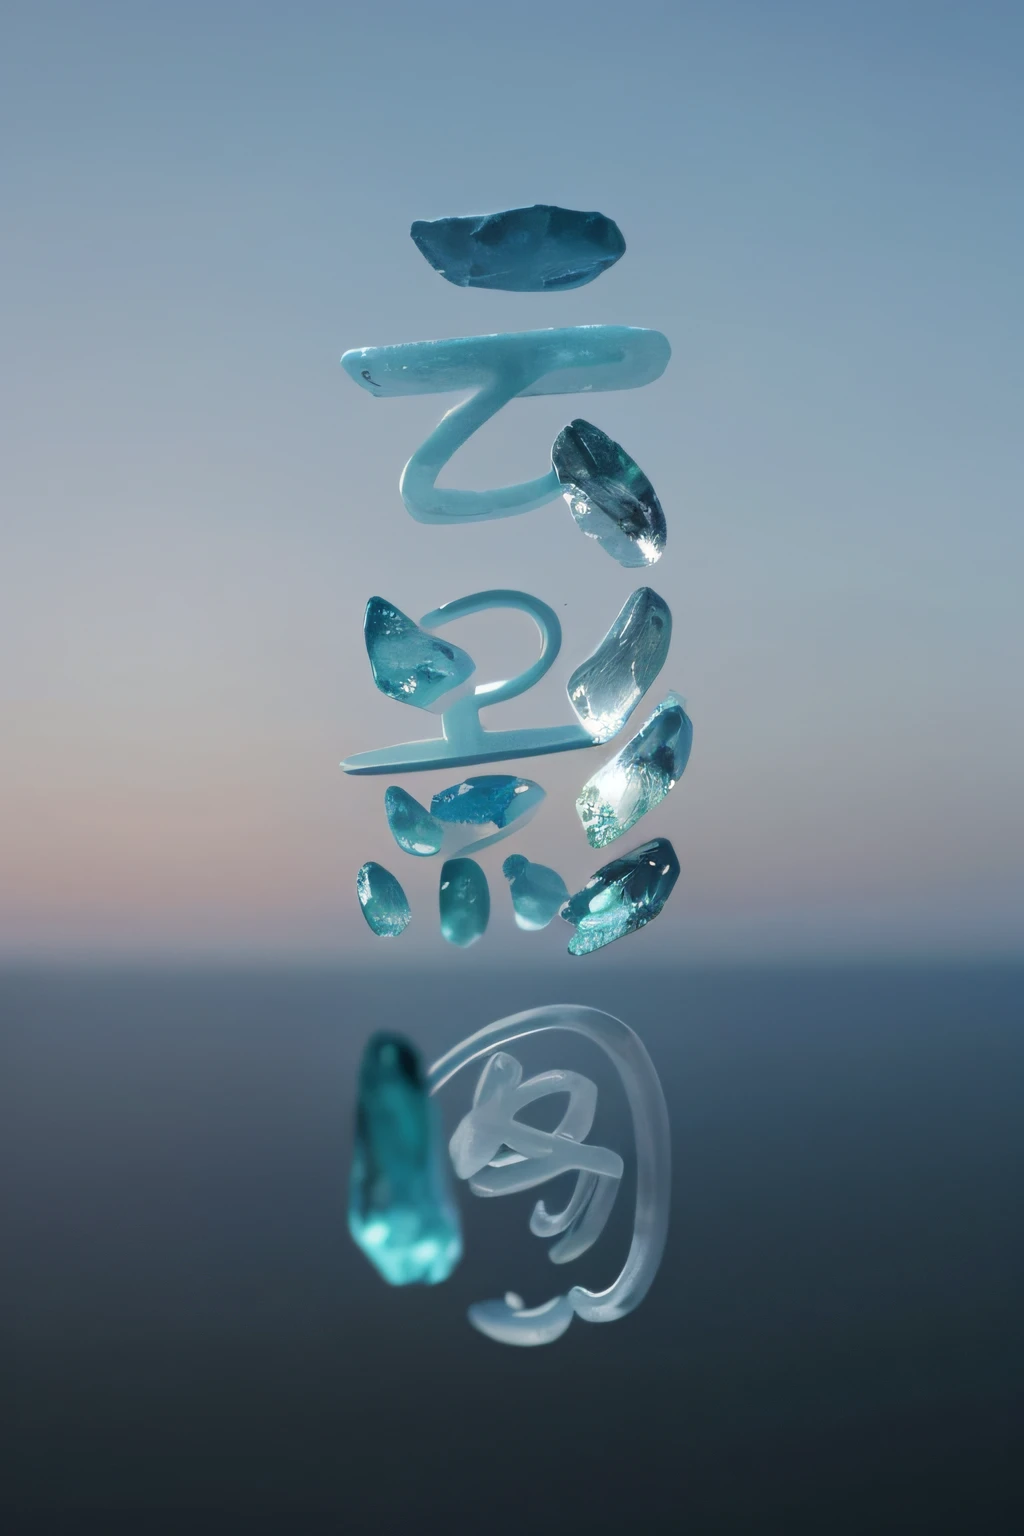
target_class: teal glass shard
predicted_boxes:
[552,419,666,567]
[410,205,625,292]
[561,837,679,956]
[576,694,694,849]
[343,591,595,777]
[348,1033,462,1286]
[341,327,670,526]
[502,854,570,931]
[567,588,672,744]
[384,785,445,857]
[431,775,545,856]
[431,775,541,827]
[364,596,475,708]
[439,858,490,947]
[356,861,411,938]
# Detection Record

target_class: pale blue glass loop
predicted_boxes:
[341,326,670,525]
[410,205,626,292]
[342,589,597,775]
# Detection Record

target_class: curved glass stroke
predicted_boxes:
[341,326,671,525]
[427,1004,670,1346]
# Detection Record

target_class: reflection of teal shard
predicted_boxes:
[577,694,693,849]
[342,590,595,776]
[341,326,670,526]
[348,1033,462,1286]
[363,596,474,708]
[356,861,411,937]
[552,419,666,568]
[502,855,569,930]
[439,858,490,947]
[409,205,625,292]
[568,588,672,744]
[562,837,680,956]
[384,786,444,857]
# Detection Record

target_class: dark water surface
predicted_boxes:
[2,965,1022,1533]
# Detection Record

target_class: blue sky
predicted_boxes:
[2,0,1022,961]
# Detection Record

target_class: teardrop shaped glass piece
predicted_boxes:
[502,854,570,931]
[567,588,672,744]
[364,596,475,709]
[439,858,490,947]
[356,861,411,937]
[384,785,445,857]
[552,419,666,567]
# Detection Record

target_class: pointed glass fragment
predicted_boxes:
[551,419,666,568]
[384,785,445,857]
[439,858,490,947]
[502,854,570,931]
[356,861,411,937]
[567,588,672,744]
[364,596,475,709]
[576,693,693,849]
[410,205,625,292]
[348,1033,462,1286]
[561,837,679,956]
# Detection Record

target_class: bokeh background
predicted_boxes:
[2,2,1022,1531]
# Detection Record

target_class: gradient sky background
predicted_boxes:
[2,0,1021,963]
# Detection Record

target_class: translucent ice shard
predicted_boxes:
[356,861,411,937]
[567,587,672,744]
[432,775,541,825]
[561,837,679,956]
[384,785,445,857]
[364,596,475,708]
[501,854,569,931]
[348,1033,462,1286]
[551,419,666,567]
[576,693,694,849]
[410,205,625,292]
[439,858,490,947]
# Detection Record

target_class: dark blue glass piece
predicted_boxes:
[410,205,626,292]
